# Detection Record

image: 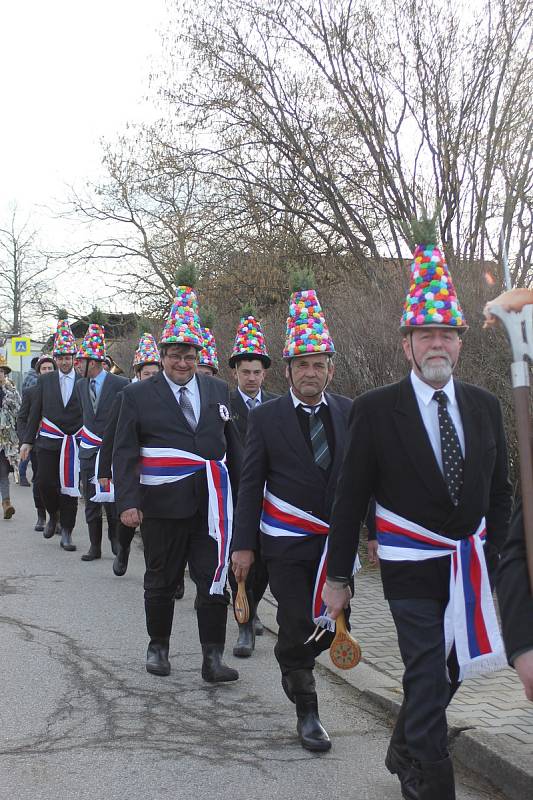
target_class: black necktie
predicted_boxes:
[89,379,97,412]
[304,406,331,470]
[179,386,197,431]
[433,390,464,505]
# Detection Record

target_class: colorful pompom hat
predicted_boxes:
[76,323,107,361]
[199,327,219,373]
[133,333,161,369]
[160,265,203,349]
[400,217,468,331]
[283,270,335,359]
[53,319,77,356]
[228,305,271,368]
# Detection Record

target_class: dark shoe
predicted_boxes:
[201,644,239,683]
[175,579,185,600]
[2,498,15,519]
[81,546,101,561]
[113,545,130,576]
[43,512,59,539]
[253,614,264,636]
[295,692,331,752]
[418,756,455,800]
[34,510,46,532]
[146,639,170,676]
[60,528,76,552]
[385,743,420,800]
[282,668,315,703]
[233,621,255,658]
[19,476,31,488]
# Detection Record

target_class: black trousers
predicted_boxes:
[267,557,351,675]
[80,457,117,526]
[141,514,229,645]
[228,540,269,618]
[388,598,461,764]
[30,449,44,511]
[36,447,78,530]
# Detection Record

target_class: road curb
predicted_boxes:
[258,593,532,800]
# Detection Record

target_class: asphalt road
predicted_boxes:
[0,483,504,800]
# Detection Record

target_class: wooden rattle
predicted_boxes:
[329,611,362,670]
[233,580,250,624]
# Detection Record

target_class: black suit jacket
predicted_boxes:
[497,501,533,663]
[24,371,83,450]
[17,383,38,443]
[230,389,278,445]
[96,392,123,479]
[232,391,353,561]
[76,372,129,462]
[113,371,242,518]
[327,376,512,599]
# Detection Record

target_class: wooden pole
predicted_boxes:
[512,383,533,592]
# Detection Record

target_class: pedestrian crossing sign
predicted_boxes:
[11,336,31,356]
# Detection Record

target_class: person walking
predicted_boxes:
[0,355,21,520]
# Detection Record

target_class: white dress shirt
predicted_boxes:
[59,369,75,406]
[238,387,262,409]
[410,370,465,474]
[163,371,201,422]
[290,387,328,413]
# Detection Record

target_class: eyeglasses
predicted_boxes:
[164,353,197,364]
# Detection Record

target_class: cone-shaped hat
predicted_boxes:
[199,327,219,372]
[400,217,467,330]
[229,305,271,368]
[76,323,107,361]
[133,333,160,369]
[283,271,335,359]
[53,319,77,355]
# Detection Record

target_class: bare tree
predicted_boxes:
[0,206,56,334]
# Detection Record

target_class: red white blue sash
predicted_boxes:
[260,491,360,632]
[78,428,115,503]
[140,447,233,595]
[39,418,81,497]
[79,427,102,449]
[376,504,507,679]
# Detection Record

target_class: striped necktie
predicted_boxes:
[89,379,98,412]
[179,386,197,431]
[304,405,331,470]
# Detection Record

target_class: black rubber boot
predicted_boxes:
[253,614,264,636]
[233,621,255,658]
[285,669,331,752]
[385,703,419,800]
[107,519,119,556]
[175,579,185,600]
[43,511,59,539]
[81,519,102,561]
[113,545,130,576]
[34,509,46,532]
[146,638,171,676]
[201,644,239,683]
[385,743,420,800]
[418,757,455,800]
[59,528,76,552]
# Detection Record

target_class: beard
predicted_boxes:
[420,352,453,384]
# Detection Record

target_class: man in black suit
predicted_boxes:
[17,356,56,532]
[323,235,511,800]
[228,324,277,658]
[21,320,83,552]
[232,286,352,753]
[75,324,129,562]
[97,333,160,577]
[114,295,241,684]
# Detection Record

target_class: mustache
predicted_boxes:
[422,350,452,365]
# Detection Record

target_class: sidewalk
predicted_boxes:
[259,555,533,800]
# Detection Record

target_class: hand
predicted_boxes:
[483,288,533,328]
[20,444,32,461]
[322,582,351,620]
[514,650,533,701]
[98,478,111,492]
[367,539,379,565]
[231,549,255,582]
[121,508,143,528]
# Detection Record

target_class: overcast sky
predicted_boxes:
[0,0,168,329]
